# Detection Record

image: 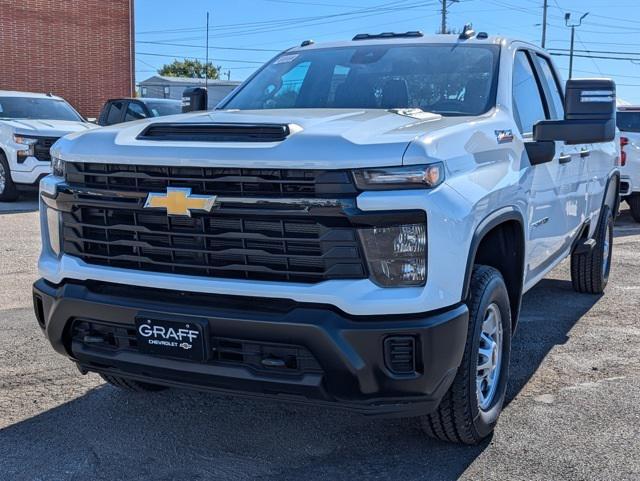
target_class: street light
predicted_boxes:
[565,12,589,79]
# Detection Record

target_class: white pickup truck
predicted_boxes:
[0,91,95,201]
[34,31,620,445]
[618,106,640,221]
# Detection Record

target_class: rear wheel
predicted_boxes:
[571,206,614,294]
[421,265,512,444]
[628,195,640,223]
[0,154,19,202]
[100,374,168,392]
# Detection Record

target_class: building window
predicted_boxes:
[163,86,170,98]
[141,87,148,96]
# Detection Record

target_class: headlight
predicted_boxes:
[359,223,426,287]
[13,134,38,159]
[13,134,38,146]
[51,156,66,178]
[353,163,444,190]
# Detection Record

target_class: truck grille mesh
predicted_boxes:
[61,163,367,283]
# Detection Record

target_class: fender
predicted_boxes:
[461,206,526,306]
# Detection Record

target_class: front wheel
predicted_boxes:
[421,265,512,444]
[0,154,19,202]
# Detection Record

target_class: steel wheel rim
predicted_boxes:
[602,223,612,274]
[0,162,5,194]
[477,303,503,411]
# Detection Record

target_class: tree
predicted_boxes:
[158,59,220,79]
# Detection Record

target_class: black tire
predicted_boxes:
[571,206,614,294]
[0,153,19,202]
[421,265,512,444]
[628,195,640,223]
[100,374,168,392]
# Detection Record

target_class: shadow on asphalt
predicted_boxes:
[0,191,39,214]
[2,212,636,480]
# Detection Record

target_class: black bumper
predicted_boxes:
[33,279,468,417]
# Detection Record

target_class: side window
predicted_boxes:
[105,101,125,125]
[535,54,565,120]
[512,51,548,135]
[125,102,147,122]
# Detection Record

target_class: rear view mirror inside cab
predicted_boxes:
[534,79,616,145]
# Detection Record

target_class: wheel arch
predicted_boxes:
[462,207,526,331]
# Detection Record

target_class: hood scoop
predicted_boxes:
[137,122,292,142]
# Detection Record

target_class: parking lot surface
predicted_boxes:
[1,193,639,481]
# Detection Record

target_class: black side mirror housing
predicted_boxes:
[182,87,209,113]
[533,79,616,145]
[525,140,556,165]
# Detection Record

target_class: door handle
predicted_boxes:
[580,149,591,158]
[559,153,572,164]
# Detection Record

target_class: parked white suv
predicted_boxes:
[618,106,640,221]
[0,91,95,201]
[34,31,620,444]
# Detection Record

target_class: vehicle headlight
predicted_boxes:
[359,223,426,287]
[51,156,66,178]
[13,134,38,158]
[353,163,444,190]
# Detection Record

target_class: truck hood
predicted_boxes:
[2,119,96,137]
[53,109,474,169]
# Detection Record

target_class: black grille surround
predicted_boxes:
[59,162,372,283]
[65,162,358,198]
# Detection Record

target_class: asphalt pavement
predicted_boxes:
[1,193,639,481]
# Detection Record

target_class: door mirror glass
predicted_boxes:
[534,79,616,145]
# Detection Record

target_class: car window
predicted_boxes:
[125,102,147,122]
[224,45,500,116]
[535,54,565,120]
[0,96,83,121]
[617,111,640,133]
[106,101,125,125]
[512,51,548,135]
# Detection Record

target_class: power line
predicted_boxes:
[137,52,266,64]
[136,41,281,52]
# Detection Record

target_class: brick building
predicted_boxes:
[0,0,134,117]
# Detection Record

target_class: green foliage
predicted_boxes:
[158,59,220,79]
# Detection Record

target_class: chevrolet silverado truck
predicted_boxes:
[617,105,640,221]
[33,30,620,444]
[0,91,95,201]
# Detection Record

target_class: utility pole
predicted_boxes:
[541,0,548,48]
[205,11,210,89]
[439,0,458,34]
[565,12,589,79]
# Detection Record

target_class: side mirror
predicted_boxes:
[182,87,209,113]
[86,117,97,124]
[525,140,556,165]
[534,79,616,145]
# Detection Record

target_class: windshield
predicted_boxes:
[617,111,640,133]
[145,101,182,117]
[223,44,500,116]
[0,96,83,121]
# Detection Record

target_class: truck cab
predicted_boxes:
[34,31,619,445]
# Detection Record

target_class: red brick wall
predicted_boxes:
[0,0,134,117]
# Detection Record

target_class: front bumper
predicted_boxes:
[33,279,468,417]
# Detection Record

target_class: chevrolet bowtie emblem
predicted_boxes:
[144,188,217,217]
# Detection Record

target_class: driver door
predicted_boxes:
[513,50,579,284]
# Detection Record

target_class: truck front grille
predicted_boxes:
[33,136,59,161]
[60,163,367,283]
[65,162,358,198]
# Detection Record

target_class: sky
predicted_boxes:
[134,0,640,103]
